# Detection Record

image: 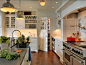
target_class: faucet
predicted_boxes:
[12,30,21,38]
[10,30,21,48]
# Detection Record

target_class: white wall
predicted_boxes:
[0,11,5,36]
[63,19,78,41]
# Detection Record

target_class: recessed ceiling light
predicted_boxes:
[56,2,58,3]
[52,7,54,8]
[30,7,32,8]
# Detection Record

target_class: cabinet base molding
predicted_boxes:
[31,50,38,52]
[60,58,63,64]
[52,50,63,64]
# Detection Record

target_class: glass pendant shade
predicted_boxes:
[40,0,45,6]
[16,12,24,20]
[0,0,17,12]
[40,2,45,6]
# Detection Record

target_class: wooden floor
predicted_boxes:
[31,50,63,65]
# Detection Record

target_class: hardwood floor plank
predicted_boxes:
[31,50,63,65]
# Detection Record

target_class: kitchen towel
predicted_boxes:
[27,46,31,61]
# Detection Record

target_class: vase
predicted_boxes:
[1,43,8,49]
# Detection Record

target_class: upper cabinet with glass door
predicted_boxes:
[11,17,15,28]
[5,17,9,28]
[5,12,15,28]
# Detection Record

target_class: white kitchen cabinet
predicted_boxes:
[54,37,63,64]
[16,18,25,29]
[30,37,38,52]
[5,15,16,28]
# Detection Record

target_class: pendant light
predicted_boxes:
[40,0,45,6]
[16,0,24,20]
[0,0,17,12]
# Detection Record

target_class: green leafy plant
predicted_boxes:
[0,37,3,43]
[1,36,8,43]
[6,40,10,44]
[16,35,30,46]
[0,49,8,58]
[6,53,20,60]
[26,36,29,42]
[0,49,21,60]
[0,36,10,44]
[16,37,23,44]
[21,34,25,39]
[6,54,13,60]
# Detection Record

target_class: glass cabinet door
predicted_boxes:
[5,17,9,28]
[11,17,15,28]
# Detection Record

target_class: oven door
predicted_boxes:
[72,56,83,65]
[63,50,72,65]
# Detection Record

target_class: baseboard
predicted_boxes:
[52,50,63,64]
[31,50,38,52]
[60,58,63,64]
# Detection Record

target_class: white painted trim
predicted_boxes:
[55,0,69,13]
[61,1,86,19]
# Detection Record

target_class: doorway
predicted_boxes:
[39,17,51,52]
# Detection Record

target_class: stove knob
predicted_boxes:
[66,46,68,49]
[74,49,76,52]
[80,52,83,55]
[76,50,78,53]
[73,49,75,52]
[63,44,65,46]
[77,51,80,54]
[67,47,70,49]
[72,49,74,51]
[69,47,70,49]
[75,50,79,53]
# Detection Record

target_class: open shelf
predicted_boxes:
[25,15,37,29]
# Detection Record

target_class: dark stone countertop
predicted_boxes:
[0,48,27,65]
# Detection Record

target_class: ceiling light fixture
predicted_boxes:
[40,0,45,6]
[30,7,32,8]
[16,0,24,20]
[52,7,54,8]
[56,2,58,3]
[0,0,17,12]
[16,12,24,20]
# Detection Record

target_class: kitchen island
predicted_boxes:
[0,48,30,65]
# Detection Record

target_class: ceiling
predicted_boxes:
[0,0,66,11]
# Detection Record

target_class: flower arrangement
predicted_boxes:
[16,35,30,48]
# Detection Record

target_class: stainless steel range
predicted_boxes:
[63,42,86,65]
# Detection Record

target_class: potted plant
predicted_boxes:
[26,36,30,43]
[26,36,30,47]
[16,35,30,48]
[21,34,25,41]
[16,35,26,48]
[0,36,10,49]
[0,49,8,58]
